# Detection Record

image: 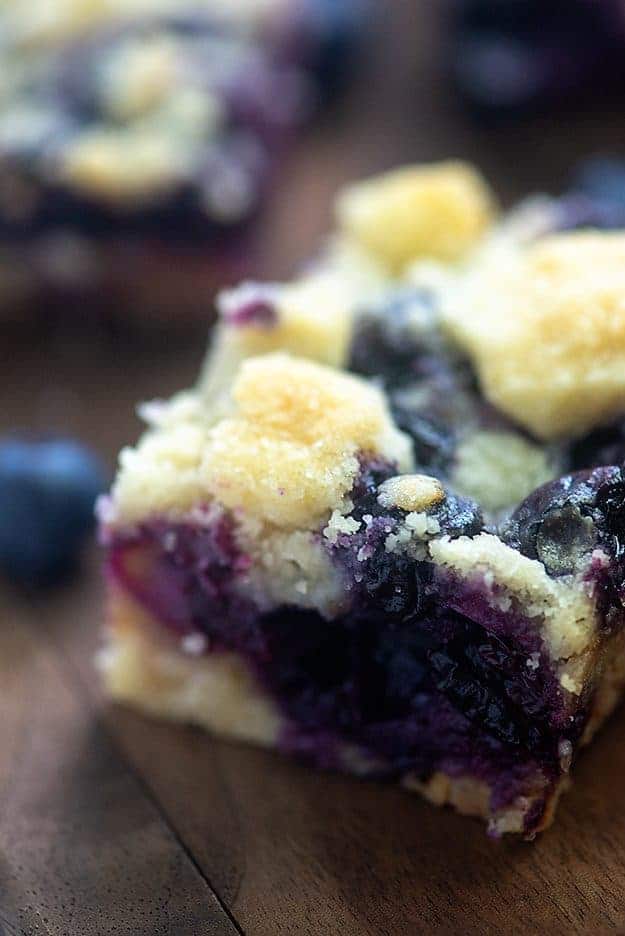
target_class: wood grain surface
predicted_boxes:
[3,2,625,933]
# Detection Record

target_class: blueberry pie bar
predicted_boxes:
[0,0,362,325]
[100,161,625,837]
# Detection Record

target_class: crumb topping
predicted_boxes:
[335,161,496,273]
[113,352,413,530]
[216,271,358,366]
[200,243,388,401]
[242,526,347,617]
[59,128,191,203]
[385,511,442,558]
[5,0,282,46]
[377,473,445,512]
[323,510,362,544]
[204,353,413,528]
[430,533,596,660]
[100,34,181,120]
[451,431,555,514]
[444,232,625,440]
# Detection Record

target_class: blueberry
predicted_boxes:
[501,466,625,585]
[348,288,440,387]
[390,404,457,475]
[429,646,525,747]
[569,421,625,469]
[434,492,484,540]
[348,289,480,476]
[301,0,371,100]
[452,34,545,115]
[451,0,625,119]
[572,157,625,207]
[0,436,107,586]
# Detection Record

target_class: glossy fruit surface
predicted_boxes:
[0,436,107,585]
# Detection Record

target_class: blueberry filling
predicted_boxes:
[348,289,537,481]
[108,450,599,832]
[107,510,254,637]
[108,516,577,821]
[348,291,476,475]
[332,456,483,589]
[260,602,572,780]
[222,296,278,328]
[529,157,625,234]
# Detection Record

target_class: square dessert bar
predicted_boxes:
[0,0,314,326]
[100,161,625,837]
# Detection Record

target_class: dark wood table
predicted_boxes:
[3,3,625,933]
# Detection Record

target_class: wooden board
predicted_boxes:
[3,2,625,932]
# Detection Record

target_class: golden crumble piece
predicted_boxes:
[199,242,388,399]
[444,232,625,440]
[451,431,555,513]
[9,0,277,47]
[335,161,496,273]
[377,474,445,512]
[203,353,413,529]
[217,272,359,369]
[59,128,189,203]
[113,353,413,530]
[101,35,179,120]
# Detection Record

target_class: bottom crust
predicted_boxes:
[100,586,625,836]
[402,772,566,837]
[100,588,282,748]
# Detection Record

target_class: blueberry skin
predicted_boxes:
[0,437,107,585]
[572,157,625,208]
[301,0,371,101]
[450,0,625,119]
[565,157,625,228]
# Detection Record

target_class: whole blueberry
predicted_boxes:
[573,156,625,217]
[450,0,625,119]
[452,34,545,116]
[0,436,107,586]
[302,0,371,100]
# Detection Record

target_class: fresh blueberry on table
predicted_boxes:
[303,0,371,100]
[450,0,625,119]
[554,157,625,231]
[0,436,107,586]
[571,157,625,209]
[452,33,544,117]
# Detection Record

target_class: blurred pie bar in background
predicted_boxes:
[0,0,368,329]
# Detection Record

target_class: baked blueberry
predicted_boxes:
[297,0,371,101]
[0,436,106,585]
[572,157,625,208]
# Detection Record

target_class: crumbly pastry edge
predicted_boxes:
[99,586,283,748]
[100,586,625,837]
